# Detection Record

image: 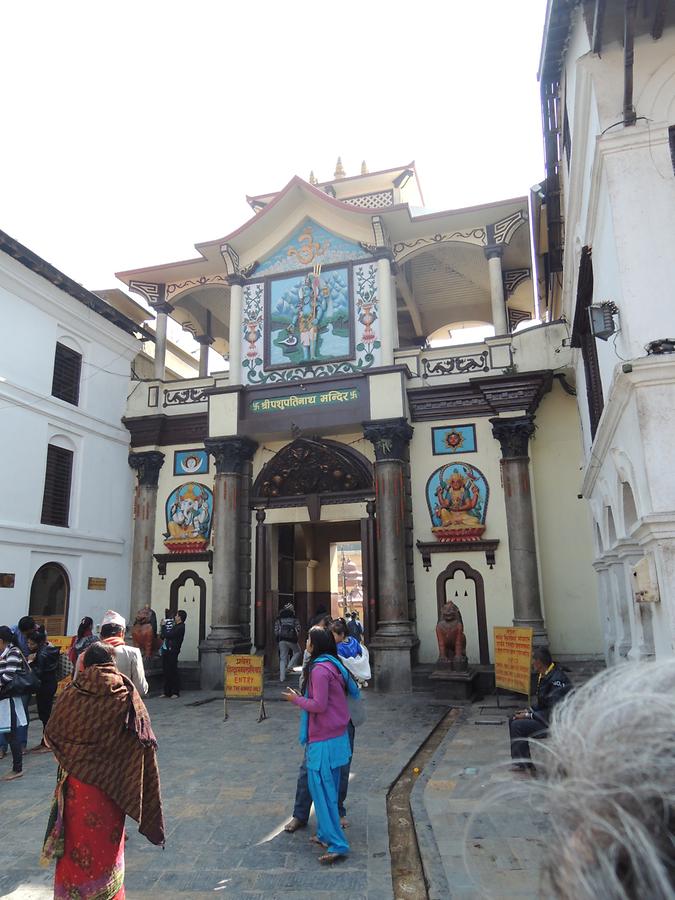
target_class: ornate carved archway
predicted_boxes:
[252,438,373,518]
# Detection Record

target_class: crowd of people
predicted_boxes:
[0,611,165,898]
[0,606,187,783]
[3,602,673,895]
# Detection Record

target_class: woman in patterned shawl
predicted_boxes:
[42,642,164,899]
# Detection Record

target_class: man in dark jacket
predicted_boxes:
[161,610,186,699]
[509,647,572,772]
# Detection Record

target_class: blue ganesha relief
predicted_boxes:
[164,482,213,553]
[426,462,489,542]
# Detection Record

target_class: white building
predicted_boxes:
[0,230,149,635]
[536,0,675,661]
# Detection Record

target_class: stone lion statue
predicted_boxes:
[436,600,468,671]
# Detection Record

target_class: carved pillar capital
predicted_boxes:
[363,417,414,462]
[205,436,258,474]
[490,415,536,458]
[129,450,165,487]
[195,334,215,346]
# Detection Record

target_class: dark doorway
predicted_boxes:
[29,562,70,636]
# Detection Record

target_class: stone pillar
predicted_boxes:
[153,302,173,380]
[128,451,165,611]
[254,508,267,651]
[484,245,508,336]
[490,415,548,646]
[376,255,395,366]
[363,417,416,692]
[201,436,257,689]
[228,277,244,386]
[196,334,214,378]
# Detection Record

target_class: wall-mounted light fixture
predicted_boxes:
[589,301,620,341]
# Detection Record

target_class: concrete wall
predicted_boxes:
[0,251,138,631]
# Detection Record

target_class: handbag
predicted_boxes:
[56,652,74,682]
[0,651,41,698]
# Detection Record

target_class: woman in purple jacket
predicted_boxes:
[282,625,359,864]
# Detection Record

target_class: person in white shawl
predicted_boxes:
[0,625,28,781]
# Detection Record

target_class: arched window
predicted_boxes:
[29,563,70,635]
[622,482,638,535]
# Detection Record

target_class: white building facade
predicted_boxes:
[536,1,675,662]
[0,231,145,634]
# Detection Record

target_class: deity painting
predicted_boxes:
[163,482,213,553]
[432,425,477,456]
[173,449,209,476]
[426,463,489,542]
[266,264,352,369]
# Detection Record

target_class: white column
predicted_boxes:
[153,303,172,380]
[228,279,243,386]
[485,246,508,336]
[377,255,394,366]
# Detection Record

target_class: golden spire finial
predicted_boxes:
[309,170,317,185]
[361,160,368,175]
[334,156,345,179]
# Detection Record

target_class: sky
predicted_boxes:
[1,0,547,298]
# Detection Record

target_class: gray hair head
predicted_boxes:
[479,659,675,899]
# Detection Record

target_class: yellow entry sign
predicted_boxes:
[225,654,264,700]
[493,626,533,698]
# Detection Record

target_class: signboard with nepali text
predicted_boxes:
[224,654,267,722]
[493,626,533,698]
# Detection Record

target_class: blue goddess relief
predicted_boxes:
[164,482,213,552]
[426,463,489,542]
[269,265,351,367]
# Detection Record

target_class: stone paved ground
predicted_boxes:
[0,686,449,900]
[413,699,549,899]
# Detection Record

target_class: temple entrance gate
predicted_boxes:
[251,437,377,672]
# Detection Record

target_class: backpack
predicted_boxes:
[347,619,361,640]
[277,618,298,643]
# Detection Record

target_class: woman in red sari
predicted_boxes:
[42,643,164,899]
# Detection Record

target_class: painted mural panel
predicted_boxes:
[266,266,352,369]
[431,425,477,455]
[240,260,380,384]
[164,482,213,553]
[173,449,209,476]
[256,219,368,276]
[426,462,488,542]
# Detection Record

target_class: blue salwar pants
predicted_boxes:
[306,731,351,856]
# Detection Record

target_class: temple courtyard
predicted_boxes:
[0,685,548,899]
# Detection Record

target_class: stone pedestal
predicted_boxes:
[429,665,479,703]
[363,418,417,692]
[128,451,165,609]
[201,436,257,689]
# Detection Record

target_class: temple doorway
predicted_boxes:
[29,562,70,636]
[260,517,376,672]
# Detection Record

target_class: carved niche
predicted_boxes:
[252,438,373,503]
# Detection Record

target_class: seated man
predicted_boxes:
[509,647,572,773]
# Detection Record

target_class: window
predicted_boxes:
[41,445,73,527]
[51,342,82,405]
